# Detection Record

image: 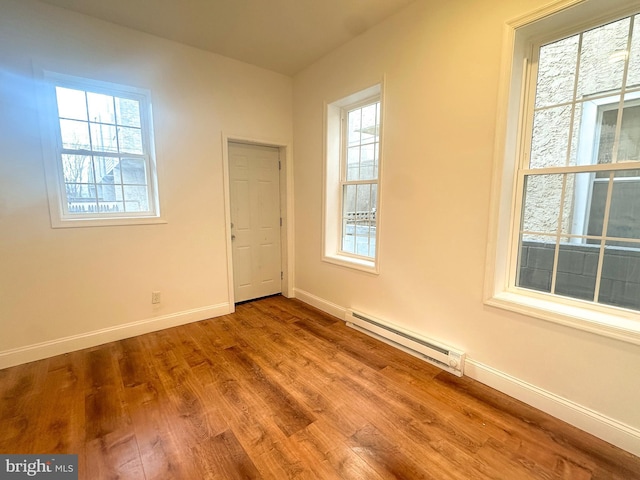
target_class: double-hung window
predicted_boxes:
[42,72,161,227]
[341,99,380,258]
[324,84,383,273]
[488,4,640,342]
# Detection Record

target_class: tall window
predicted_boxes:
[515,13,640,312]
[341,99,380,258]
[42,72,160,227]
[324,84,383,273]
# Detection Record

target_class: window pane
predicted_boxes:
[608,174,640,240]
[587,179,609,239]
[562,172,597,236]
[517,234,556,293]
[347,109,361,147]
[120,158,147,184]
[530,105,572,168]
[627,15,640,88]
[118,126,143,154]
[356,184,375,257]
[90,123,118,152]
[341,183,376,258]
[360,143,376,180]
[93,156,120,185]
[96,184,124,210]
[356,183,372,212]
[65,183,93,201]
[361,104,377,141]
[522,174,563,234]
[594,102,621,167]
[555,239,597,301]
[65,183,97,214]
[55,87,87,121]
[123,186,150,212]
[347,146,360,181]
[535,35,579,108]
[577,17,630,97]
[343,184,356,214]
[62,154,93,183]
[342,184,356,253]
[342,218,355,254]
[599,241,640,310]
[619,103,640,162]
[115,97,141,128]
[59,119,91,150]
[87,92,115,125]
[586,171,640,241]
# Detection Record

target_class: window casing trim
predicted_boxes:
[484,0,640,345]
[39,71,163,228]
[322,82,384,274]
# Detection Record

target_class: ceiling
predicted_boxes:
[37,0,415,76]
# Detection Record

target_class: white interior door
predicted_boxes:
[229,142,282,303]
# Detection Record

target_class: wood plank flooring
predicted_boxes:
[1,295,639,479]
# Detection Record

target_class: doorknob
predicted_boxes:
[231,235,236,240]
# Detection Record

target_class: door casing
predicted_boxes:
[222,134,294,309]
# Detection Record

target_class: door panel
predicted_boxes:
[229,142,281,302]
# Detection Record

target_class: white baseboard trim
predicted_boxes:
[464,359,640,457]
[292,291,640,457]
[293,288,346,319]
[0,303,231,369]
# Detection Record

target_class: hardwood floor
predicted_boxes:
[1,295,639,479]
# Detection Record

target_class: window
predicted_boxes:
[41,72,161,227]
[341,100,380,257]
[487,3,640,343]
[324,84,383,272]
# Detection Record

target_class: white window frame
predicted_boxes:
[323,83,383,273]
[39,71,163,228]
[485,0,640,346]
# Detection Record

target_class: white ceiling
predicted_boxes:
[37,0,415,76]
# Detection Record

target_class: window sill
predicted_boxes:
[51,216,167,229]
[486,290,640,346]
[322,253,379,274]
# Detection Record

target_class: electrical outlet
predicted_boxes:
[151,291,161,304]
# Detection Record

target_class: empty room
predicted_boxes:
[1,0,640,478]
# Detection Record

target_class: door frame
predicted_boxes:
[222,133,294,310]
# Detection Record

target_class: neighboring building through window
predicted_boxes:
[324,84,383,273]
[517,13,640,311]
[42,72,160,227]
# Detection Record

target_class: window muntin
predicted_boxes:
[515,13,640,312]
[44,73,160,224]
[340,100,380,258]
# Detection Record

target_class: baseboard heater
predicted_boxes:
[345,309,466,377]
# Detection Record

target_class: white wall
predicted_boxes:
[0,0,292,364]
[292,0,640,454]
